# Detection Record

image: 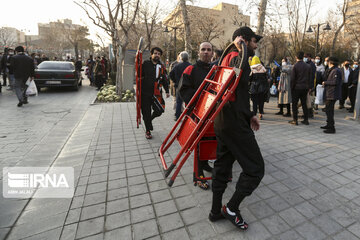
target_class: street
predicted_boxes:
[0,80,360,239]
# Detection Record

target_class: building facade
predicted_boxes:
[162,2,251,50]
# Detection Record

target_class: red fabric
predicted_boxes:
[182,65,194,76]
[220,52,238,67]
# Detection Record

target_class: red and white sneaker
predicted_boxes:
[221,205,248,230]
[145,131,152,139]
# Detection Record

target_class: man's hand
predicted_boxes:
[322,81,325,86]
[166,93,170,98]
[250,116,260,131]
[234,36,245,51]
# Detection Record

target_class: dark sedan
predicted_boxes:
[34,61,82,91]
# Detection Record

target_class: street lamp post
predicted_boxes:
[306,23,331,57]
[164,26,178,61]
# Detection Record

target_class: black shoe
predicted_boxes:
[202,163,213,173]
[320,125,331,129]
[17,102,23,107]
[275,111,284,115]
[283,113,291,117]
[289,120,298,125]
[23,100,29,104]
[324,128,336,134]
[301,120,309,125]
[209,211,225,222]
[221,205,248,230]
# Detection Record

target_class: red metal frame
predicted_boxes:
[159,67,244,186]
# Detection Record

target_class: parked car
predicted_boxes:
[34,61,82,91]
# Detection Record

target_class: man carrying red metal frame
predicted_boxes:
[209,27,264,231]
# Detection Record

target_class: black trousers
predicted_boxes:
[141,95,163,132]
[325,100,336,128]
[2,72,7,86]
[292,89,308,121]
[349,87,357,111]
[251,93,265,114]
[280,104,290,113]
[95,75,104,89]
[212,130,264,211]
[339,83,349,106]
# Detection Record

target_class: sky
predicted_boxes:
[1,0,341,44]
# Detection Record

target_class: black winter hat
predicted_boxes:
[232,26,263,42]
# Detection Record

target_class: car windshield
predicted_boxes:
[38,61,75,70]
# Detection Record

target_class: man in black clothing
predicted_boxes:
[179,42,214,190]
[11,46,35,107]
[304,53,316,118]
[170,51,191,120]
[289,51,311,125]
[0,48,9,91]
[339,60,354,109]
[348,61,359,113]
[141,47,169,139]
[209,27,264,231]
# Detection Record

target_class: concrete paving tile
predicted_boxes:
[131,205,155,223]
[0,228,10,240]
[170,185,192,198]
[175,195,198,210]
[60,223,77,240]
[181,207,206,225]
[104,226,131,240]
[128,175,146,186]
[157,212,184,233]
[254,185,276,200]
[242,221,272,240]
[278,230,304,240]
[108,170,126,180]
[105,210,130,230]
[76,216,104,239]
[86,182,107,194]
[146,172,165,182]
[88,173,108,184]
[333,230,360,240]
[281,191,305,206]
[83,192,106,206]
[295,222,326,240]
[108,179,127,190]
[154,200,178,217]
[162,228,190,240]
[328,208,357,227]
[80,203,105,220]
[149,180,168,192]
[311,213,343,236]
[261,214,291,235]
[90,166,108,175]
[348,222,360,238]
[294,201,321,219]
[65,208,81,225]
[80,233,104,240]
[279,207,306,227]
[128,184,148,197]
[130,193,151,209]
[248,201,275,219]
[107,187,128,201]
[188,221,217,240]
[150,189,172,203]
[23,227,62,240]
[126,161,142,169]
[108,163,125,172]
[133,219,159,240]
[106,199,129,215]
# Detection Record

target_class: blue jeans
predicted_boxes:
[9,74,15,88]
[175,92,183,120]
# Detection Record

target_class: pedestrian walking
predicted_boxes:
[339,60,354,109]
[10,46,35,107]
[141,47,170,139]
[94,56,105,90]
[209,27,264,231]
[321,56,342,134]
[348,61,358,113]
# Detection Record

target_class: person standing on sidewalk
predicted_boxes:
[10,46,35,107]
[1,48,9,91]
[170,51,191,121]
[289,51,311,126]
[348,61,358,113]
[141,47,170,139]
[321,57,342,134]
[276,58,292,117]
[209,27,264,231]
[339,60,354,109]
[179,42,214,190]
[304,53,316,118]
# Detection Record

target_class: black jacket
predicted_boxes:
[10,53,35,80]
[306,60,316,89]
[179,60,212,104]
[291,60,311,90]
[352,68,359,86]
[141,59,169,97]
[169,61,191,88]
[340,67,354,86]
[324,66,342,100]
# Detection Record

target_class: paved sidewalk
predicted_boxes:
[2,95,360,240]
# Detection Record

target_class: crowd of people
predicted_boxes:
[137,25,359,231]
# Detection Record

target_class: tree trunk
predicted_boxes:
[74,43,79,61]
[330,24,344,56]
[116,45,124,95]
[179,0,192,60]
[256,0,268,58]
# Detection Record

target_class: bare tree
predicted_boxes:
[330,0,349,55]
[61,23,90,60]
[179,0,192,59]
[0,27,17,47]
[76,0,140,93]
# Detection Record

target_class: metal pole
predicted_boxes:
[315,24,320,57]
[354,71,360,120]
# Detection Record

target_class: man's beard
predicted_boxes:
[152,56,160,62]
[248,48,255,57]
